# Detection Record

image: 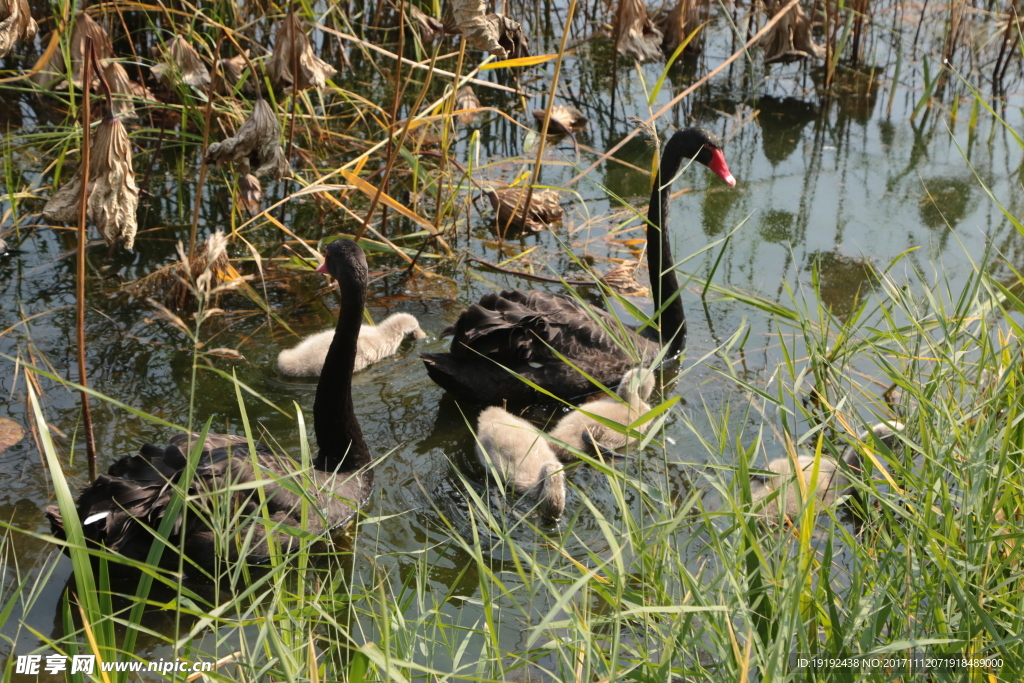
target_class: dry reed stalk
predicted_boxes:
[76,38,97,480]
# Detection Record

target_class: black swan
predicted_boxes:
[475,406,566,520]
[421,127,736,404]
[277,312,426,377]
[749,423,903,519]
[47,239,374,574]
[548,367,656,461]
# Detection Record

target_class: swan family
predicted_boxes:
[50,126,884,574]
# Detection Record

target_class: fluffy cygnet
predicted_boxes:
[475,406,566,521]
[278,312,426,376]
[548,368,657,461]
[749,422,904,519]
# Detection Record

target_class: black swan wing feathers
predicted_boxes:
[424,290,658,403]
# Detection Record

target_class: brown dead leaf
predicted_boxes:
[30,32,64,88]
[659,0,701,56]
[759,1,824,64]
[205,98,290,179]
[616,0,663,62]
[485,14,530,60]
[0,417,25,453]
[408,4,445,43]
[237,173,263,215]
[443,0,528,59]
[269,13,337,93]
[600,261,648,296]
[487,187,562,233]
[31,13,111,89]
[443,0,501,55]
[533,104,587,135]
[103,60,155,119]
[152,35,211,90]
[455,85,480,125]
[217,52,254,95]
[0,0,37,59]
[43,116,139,249]
[71,12,113,87]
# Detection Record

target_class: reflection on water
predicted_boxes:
[0,3,1023,672]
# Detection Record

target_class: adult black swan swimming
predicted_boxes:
[421,127,736,404]
[47,239,374,575]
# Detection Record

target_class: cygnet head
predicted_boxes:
[535,462,566,521]
[385,312,427,340]
[617,368,656,402]
[840,421,904,470]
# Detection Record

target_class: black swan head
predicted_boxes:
[317,238,368,287]
[666,127,736,187]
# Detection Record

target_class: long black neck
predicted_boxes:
[313,270,370,472]
[646,135,689,354]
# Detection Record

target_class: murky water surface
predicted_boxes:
[0,2,1022,673]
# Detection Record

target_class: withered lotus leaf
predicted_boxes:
[455,85,480,125]
[443,0,504,56]
[660,0,701,56]
[484,14,530,60]
[205,98,290,179]
[103,60,155,119]
[269,13,336,93]
[487,187,562,233]
[615,0,664,63]
[237,174,263,215]
[759,1,824,64]
[408,5,445,43]
[70,12,113,86]
[600,261,648,297]
[152,35,211,89]
[30,34,64,88]
[0,0,38,59]
[31,12,112,89]
[533,104,587,135]
[217,52,254,95]
[43,116,140,250]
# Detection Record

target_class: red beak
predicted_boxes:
[707,148,736,187]
[316,261,328,274]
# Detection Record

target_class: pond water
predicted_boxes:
[0,0,1022,677]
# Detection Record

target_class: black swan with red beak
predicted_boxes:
[421,127,736,403]
[47,239,374,575]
